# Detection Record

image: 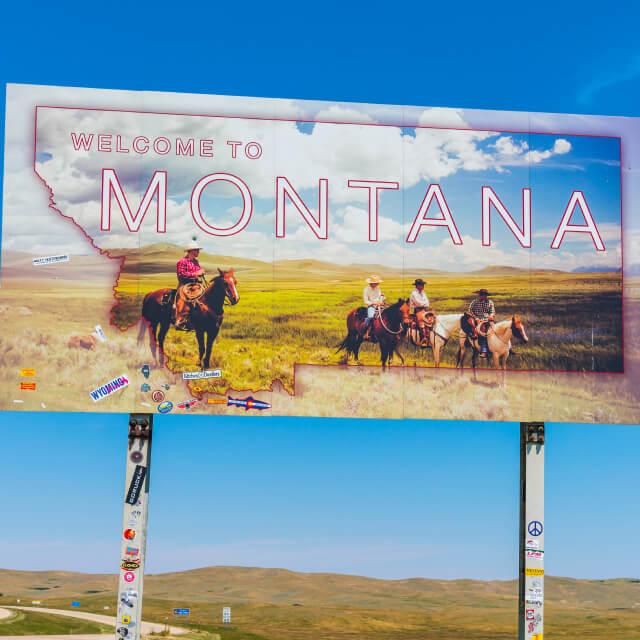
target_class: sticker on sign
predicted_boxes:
[183,369,222,380]
[33,254,69,265]
[526,568,544,576]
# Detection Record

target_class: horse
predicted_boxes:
[337,298,411,369]
[407,313,463,367]
[456,315,529,386]
[137,268,239,370]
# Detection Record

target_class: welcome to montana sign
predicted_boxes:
[1,83,634,424]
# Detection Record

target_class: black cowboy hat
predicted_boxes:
[414,278,426,286]
[474,288,491,296]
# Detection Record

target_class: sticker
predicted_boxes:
[130,509,142,519]
[162,384,170,390]
[526,550,544,560]
[125,546,139,555]
[90,374,130,402]
[40,402,46,409]
[525,539,539,550]
[192,386,202,393]
[33,254,69,265]
[20,368,35,377]
[176,398,198,409]
[140,402,151,407]
[20,382,36,390]
[126,466,147,505]
[12,399,24,403]
[527,521,543,536]
[122,616,131,624]
[121,559,140,570]
[117,626,130,637]
[525,568,544,576]
[151,390,165,402]
[130,450,144,463]
[526,609,535,620]
[141,364,150,379]
[141,383,150,392]
[123,529,136,540]
[94,325,107,342]
[183,369,222,380]
[228,395,271,410]
[157,401,173,413]
[123,571,135,583]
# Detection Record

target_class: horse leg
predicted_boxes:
[353,334,364,365]
[433,338,441,367]
[380,343,389,370]
[471,349,479,383]
[393,339,404,366]
[456,338,466,369]
[195,330,206,369]
[203,331,216,370]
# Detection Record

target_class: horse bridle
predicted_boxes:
[378,307,405,335]
[201,274,235,306]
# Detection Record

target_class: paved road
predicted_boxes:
[0,606,189,636]
[0,609,15,621]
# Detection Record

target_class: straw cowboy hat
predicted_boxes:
[185,240,203,252]
[366,275,383,284]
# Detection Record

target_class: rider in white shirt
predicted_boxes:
[409,278,430,346]
[363,275,385,338]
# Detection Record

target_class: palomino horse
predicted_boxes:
[137,269,239,369]
[337,299,411,369]
[456,315,529,386]
[408,313,464,367]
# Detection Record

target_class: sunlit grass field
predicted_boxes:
[112,263,623,396]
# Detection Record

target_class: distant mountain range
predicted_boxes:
[0,565,639,610]
[0,245,626,281]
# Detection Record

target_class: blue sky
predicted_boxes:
[0,412,638,581]
[1,0,640,581]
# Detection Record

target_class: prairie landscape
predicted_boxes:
[2,567,640,640]
[0,245,635,422]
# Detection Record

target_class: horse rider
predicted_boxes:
[363,275,385,340]
[175,240,206,330]
[409,278,430,347]
[468,288,495,357]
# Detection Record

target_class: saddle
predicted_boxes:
[161,289,176,307]
[461,312,477,337]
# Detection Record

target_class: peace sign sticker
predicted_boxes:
[528,520,543,536]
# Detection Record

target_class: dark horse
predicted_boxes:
[137,268,239,369]
[337,298,410,369]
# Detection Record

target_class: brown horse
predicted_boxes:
[137,268,239,369]
[337,298,410,369]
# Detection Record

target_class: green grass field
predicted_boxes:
[0,609,112,636]
[112,258,623,395]
[0,245,635,423]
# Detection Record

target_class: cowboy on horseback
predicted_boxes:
[409,278,431,347]
[175,240,206,330]
[468,288,495,358]
[363,275,385,341]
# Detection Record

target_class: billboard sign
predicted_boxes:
[1,83,636,423]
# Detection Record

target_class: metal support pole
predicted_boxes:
[519,422,545,640]
[115,414,153,640]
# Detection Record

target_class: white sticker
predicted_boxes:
[525,539,539,550]
[33,254,69,265]
[94,325,107,342]
[183,369,222,380]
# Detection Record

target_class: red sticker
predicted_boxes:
[123,571,135,583]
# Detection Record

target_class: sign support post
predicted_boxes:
[115,414,153,640]
[519,422,545,640]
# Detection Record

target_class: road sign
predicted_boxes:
[72,601,80,607]
[222,607,231,624]
[173,609,190,616]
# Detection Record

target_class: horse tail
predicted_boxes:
[137,317,150,345]
[137,292,155,345]
[336,332,355,354]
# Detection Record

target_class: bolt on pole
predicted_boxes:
[519,422,545,640]
[115,414,153,640]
